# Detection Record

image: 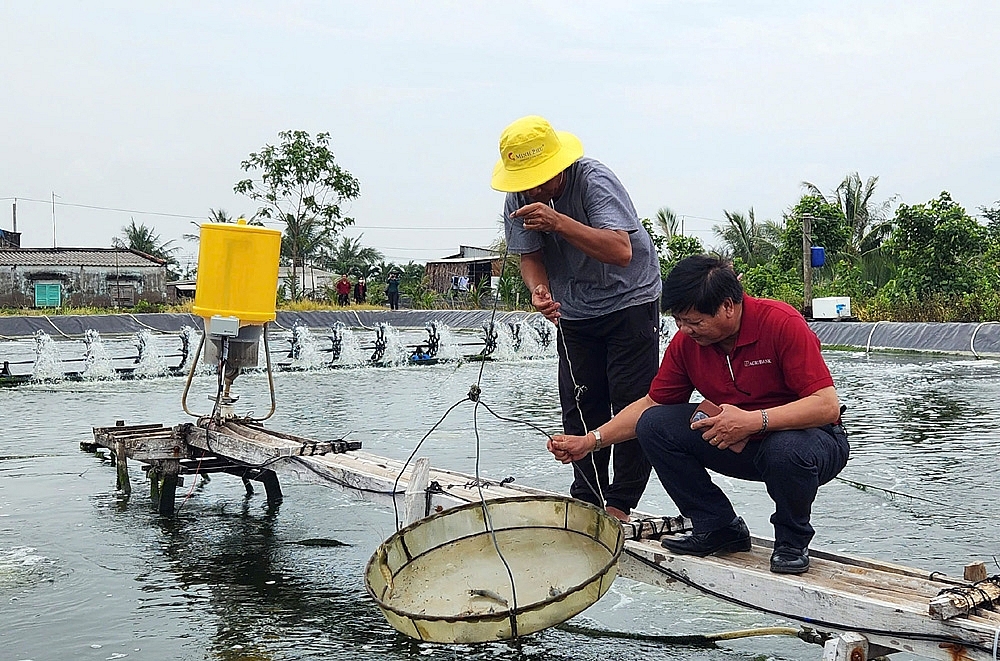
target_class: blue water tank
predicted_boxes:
[810,246,826,268]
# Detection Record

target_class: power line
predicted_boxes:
[1,195,204,220]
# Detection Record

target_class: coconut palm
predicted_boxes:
[320,235,385,276]
[117,219,179,264]
[655,206,681,238]
[713,208,781,266]
[281,214,332,299]
[802,173,896,286]
[802,173,894,257]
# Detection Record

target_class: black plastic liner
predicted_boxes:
[808,320,1000,357]
[0,309,538,339]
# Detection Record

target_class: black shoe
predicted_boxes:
[770,546,809,574]
[661,517,751,557]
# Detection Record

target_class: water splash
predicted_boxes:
[429,322,461,361]
[482,322,517,361]
[332,322,365,367]
[289,324,324,370]
[82,329,119,381]
[134,330,169,377]
[31,331,65,381]
[375,323,408,366]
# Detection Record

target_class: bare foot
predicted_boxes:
[605,505,630,522]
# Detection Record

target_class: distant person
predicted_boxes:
[354,277,367,304]
[548,256,849,574]
[386,272,401,310]
[492,114,661,522]
[336,275,352,306]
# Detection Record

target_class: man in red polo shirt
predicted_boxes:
[548,255,849,574]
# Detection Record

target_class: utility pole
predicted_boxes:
[802,214,813,319]
[51,192,59,248]
[12,197,16,232]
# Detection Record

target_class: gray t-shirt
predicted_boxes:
[503,157,662,321]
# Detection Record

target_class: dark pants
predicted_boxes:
[636,403,849,549]
[338,293,349,306]
[388,292,400,310]
[558,300,660,513]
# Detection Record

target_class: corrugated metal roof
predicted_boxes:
[0,248,165,268]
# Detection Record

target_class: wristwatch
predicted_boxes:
[591,429,603,452]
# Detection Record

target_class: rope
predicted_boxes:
[864,320,884,353]
[971,321,999,359]
[556,323,607,508]
[126,313,171,333]
[42,315,74,339]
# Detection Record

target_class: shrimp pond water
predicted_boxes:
[2,327,1000,661]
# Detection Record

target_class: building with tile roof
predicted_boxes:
[0,248,168,308]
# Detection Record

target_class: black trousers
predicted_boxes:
[388,292,400,310]
[557,300,659,513]
[636,403,850,549]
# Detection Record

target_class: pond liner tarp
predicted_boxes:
[808,320,1000,357]
[0,310,540,339]
[3,313,1000,357]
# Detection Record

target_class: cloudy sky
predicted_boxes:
[2,1,997,272]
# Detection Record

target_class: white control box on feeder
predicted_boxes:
[812,296,852,320]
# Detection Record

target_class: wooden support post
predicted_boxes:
[158,462,180,516]
[115,440,131,495]
[403,458,431,526]
[260,470,282,505]
[149,467,160,503]
[964,561,987,583]
[822,632,868,661]
[242,477,254,497]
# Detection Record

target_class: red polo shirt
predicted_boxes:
[649,296,834,409]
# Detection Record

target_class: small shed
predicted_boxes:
[424,246,502,294]
[0,248,168,308]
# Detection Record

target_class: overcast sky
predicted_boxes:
[2,1,998,272]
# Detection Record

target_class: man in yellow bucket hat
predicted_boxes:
[492,115,662,521]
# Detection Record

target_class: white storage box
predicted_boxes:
[812,296,851,319]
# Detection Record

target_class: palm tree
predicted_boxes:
[320,235,385,276]
[655,206,681,238]
[118,219,179,264]
[802,173,896,286]
[183,208,259,242]
[281,214,332,299]
[713,208,781,266]
[802,173,894,257]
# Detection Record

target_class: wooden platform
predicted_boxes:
[88,420,1000,661]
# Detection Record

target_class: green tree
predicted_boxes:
[775,196,850,273]
[235,130,360,296]
[884,191,987,297]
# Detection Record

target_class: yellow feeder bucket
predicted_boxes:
[192,219,282,324]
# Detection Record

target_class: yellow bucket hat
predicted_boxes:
[491,115,584,193]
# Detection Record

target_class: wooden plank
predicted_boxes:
[620,540,1000,661]
[402,458,431,525]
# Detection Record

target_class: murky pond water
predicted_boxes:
[2,328,999,661]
